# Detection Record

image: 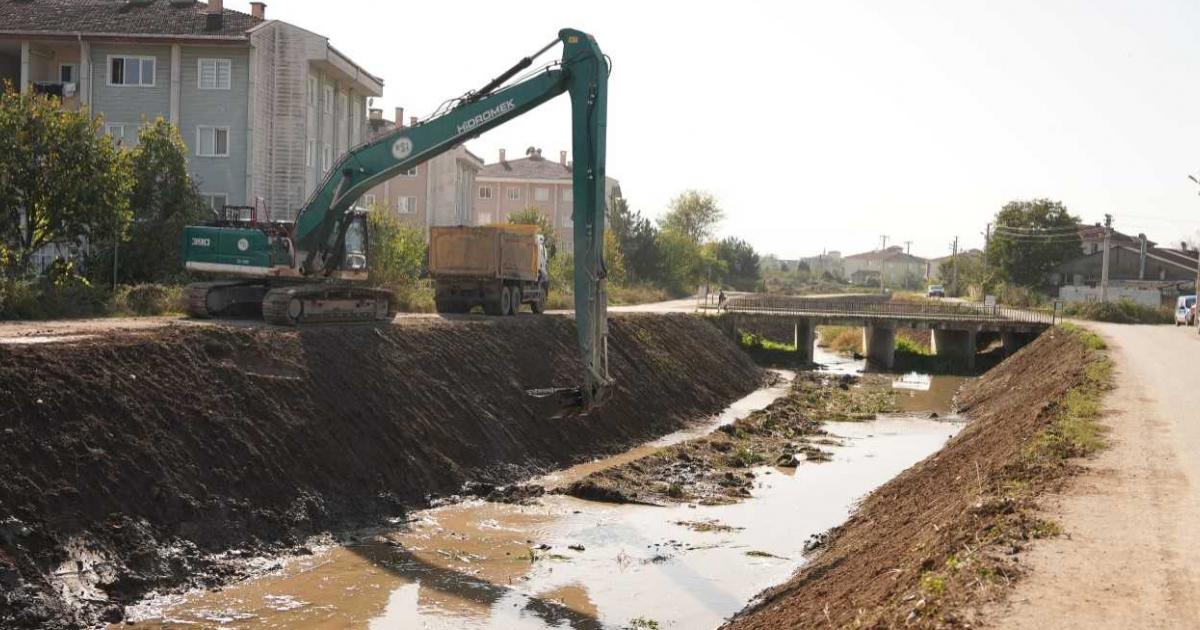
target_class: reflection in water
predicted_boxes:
[121,353,967,630]
[891,372,969,415]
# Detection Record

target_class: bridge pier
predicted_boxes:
[932,328,977,370]
[794,320,816,363]
[863,324,896,369]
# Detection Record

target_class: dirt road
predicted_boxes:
[990,323,1200,628]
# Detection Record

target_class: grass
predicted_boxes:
[1059,299,1174,325]
[817,325,863,355]
[545,283,673,310]
[739,331,795,352]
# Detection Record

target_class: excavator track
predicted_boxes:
[183,280,267,318]
[261,284,396,326]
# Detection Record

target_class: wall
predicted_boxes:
[1058,285,1163,307]
[178,46,250,205]
[89,43,172,133]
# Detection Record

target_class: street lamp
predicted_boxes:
[1189,175,1200,333]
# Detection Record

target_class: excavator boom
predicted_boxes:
[181,28,612,408]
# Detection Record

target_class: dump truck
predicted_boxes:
[429,224,550,316]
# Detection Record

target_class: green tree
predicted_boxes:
[367,212,425,287]
[0,87,130,275]
[654,228,703,294]
[659,190,723,243]
[113,118,207,283]
[508,207,557,257]
[987,199,1081,286]
[608,193,659,282]
[604,229,627,286]
[713,237,761,291]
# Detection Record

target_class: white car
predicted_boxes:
[1175,295,1196,326]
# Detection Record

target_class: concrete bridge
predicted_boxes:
[710,294,1057,369]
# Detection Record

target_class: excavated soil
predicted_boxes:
[564,373,900,506]
[0,313,762,629]
[723,327,1095,629]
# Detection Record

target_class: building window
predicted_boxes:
[104,123,127,145]
[561,188,573,202]
[307,76,318,107]
[198,58,232,90]
[305,139,315,167]
[478,212,493,225]
[108,55,155,87]
[202,193,228,212]
[402,167,418,177]
[534,187,549,201]
[196,126,229,157]
[478,186,493,199]
[322,145,333,173]
[59,63,76,84]
[397,196,417,214]
[363,194,376,207]
[506,187,520,201]
[323,85,334,114]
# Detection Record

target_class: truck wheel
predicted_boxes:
[510,286,522,315]
[499,285,512,316]
[531,291,546,313]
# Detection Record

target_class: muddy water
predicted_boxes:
[121,358,965,630]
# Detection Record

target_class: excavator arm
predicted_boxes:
[293,28,611,408]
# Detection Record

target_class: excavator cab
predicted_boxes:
[340,213,369,279]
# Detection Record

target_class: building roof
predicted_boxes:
[479,155,572,180]
[1078,224,1148,246]
[0,0,262,40]
[845,246,928,265]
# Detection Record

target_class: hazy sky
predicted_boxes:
[229,0,1200,259]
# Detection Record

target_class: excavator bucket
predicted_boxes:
[525,386,587,418]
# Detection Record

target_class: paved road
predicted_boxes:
[990,323,1200,629]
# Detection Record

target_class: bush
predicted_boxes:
[392,281,435,313]
[114,283,182,315]
[818,326,863,355]
[30,282,110,319]
[0,278,42,319]
[1060,299,1173,325]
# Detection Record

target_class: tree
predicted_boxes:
[367,212,425,287]
[608,193,660,282]
[659,189,723,243]
[508,207,557,257]
[113,118,208,283]
[0,87,130,275]
[654,228,702,295]
[603,229,627,285]
[986,199,1081,286]
[713,237,761,291]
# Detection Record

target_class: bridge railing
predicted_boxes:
[716,295,1058,325]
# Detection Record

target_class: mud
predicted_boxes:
[563,372,901,506]
[0,313,763,629]
[723,327,1095,629]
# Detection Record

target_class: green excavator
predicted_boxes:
[180,28,611,408]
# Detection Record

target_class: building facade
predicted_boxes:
[474,147,620,254]
[843,246,930,288]
[359,107,483,233]
[0,0,381,222]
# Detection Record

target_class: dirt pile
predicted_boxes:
[564,373,898,506]
[722,326,1099,629]
[0,313,762,629]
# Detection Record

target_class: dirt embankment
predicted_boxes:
[0,313,762,629]
[723,326,1102,629]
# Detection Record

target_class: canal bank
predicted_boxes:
[119,347,972,629]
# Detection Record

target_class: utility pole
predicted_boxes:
[1190,176,1200,324]
[1099,214,1112,303]
[982,223,991,280]
[879,235,889,292]
[951,236,959,296]
[904,240,912,255]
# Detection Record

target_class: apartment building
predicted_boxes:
[843,246,930,288]
[359,107,483,233]
[474,147,620,254]
[0,0,381,222]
